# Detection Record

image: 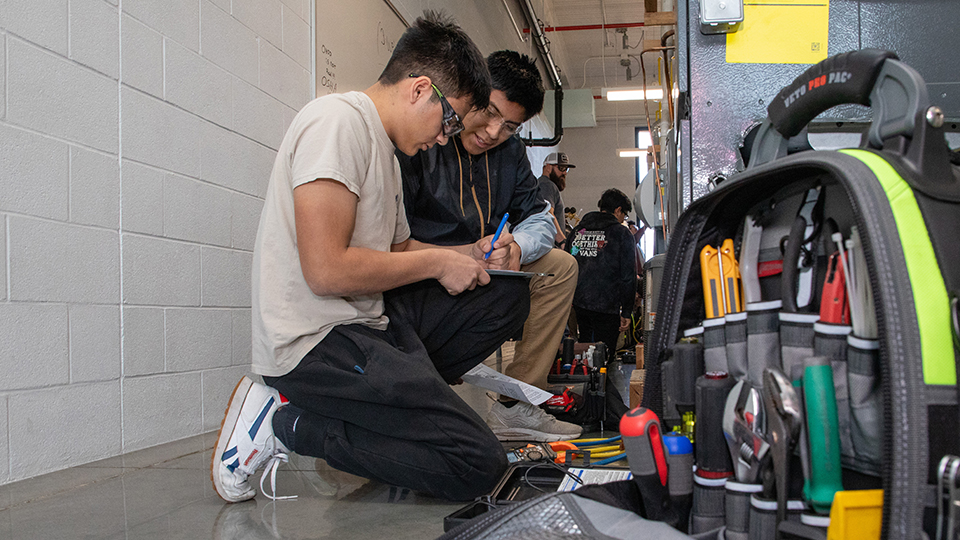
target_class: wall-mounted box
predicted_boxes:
[700,0,743,34]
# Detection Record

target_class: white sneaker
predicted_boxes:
[212,377,293,503]
[485,401,583,442]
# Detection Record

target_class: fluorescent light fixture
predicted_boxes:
[618,148,645,158]
[603,88,664,101]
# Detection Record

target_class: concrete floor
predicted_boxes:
[0,430,469,539]
[0,344,635,539]
[0,348,518,540]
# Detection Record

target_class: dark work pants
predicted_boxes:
[574,306,621,365]
[264,278,530,501]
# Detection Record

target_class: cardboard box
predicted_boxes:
[629,369,646,408]
[635,344,645,369]
[573,342,597,355]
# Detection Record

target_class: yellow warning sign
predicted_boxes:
[726,0,830,64]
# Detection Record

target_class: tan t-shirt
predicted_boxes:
[251,92,410,377]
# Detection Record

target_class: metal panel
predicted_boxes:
[859,0,960,122]
[682,0,862,211]
[678,0,960,214]
[672,0,959,218]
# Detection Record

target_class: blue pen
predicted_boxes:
[485,213,510,260]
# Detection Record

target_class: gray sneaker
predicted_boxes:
[485,400,583,442]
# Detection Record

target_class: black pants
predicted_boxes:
[574,306,621,364]
[264,278,530,501]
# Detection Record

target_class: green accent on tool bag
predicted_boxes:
[840,149,955,385]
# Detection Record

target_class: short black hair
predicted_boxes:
[487,50,544,121]
[378,11,491,111]
[598,189,632,214]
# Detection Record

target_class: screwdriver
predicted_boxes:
[621,407,669,520]
[802,356,843,514]
[695,372,735,479]
[663,432,694,533]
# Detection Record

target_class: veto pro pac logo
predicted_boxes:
[782,70,853,108]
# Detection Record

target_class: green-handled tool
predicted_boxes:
[801,355,843,514]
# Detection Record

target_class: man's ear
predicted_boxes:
[408,76,432,105]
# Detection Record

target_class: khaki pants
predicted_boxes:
[504,249,578,389]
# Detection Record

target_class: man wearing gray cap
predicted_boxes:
[539,152,575,244]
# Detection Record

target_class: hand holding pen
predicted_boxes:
[478,214,521,270]
[485,213,510,260]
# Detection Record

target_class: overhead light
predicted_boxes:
[603,88,664,101]
[618,148,645,158]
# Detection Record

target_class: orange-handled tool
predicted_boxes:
[719,238,742,314]
[700,245,724,319]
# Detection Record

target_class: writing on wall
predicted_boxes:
[315,0,406,96]
[319,43,337,94]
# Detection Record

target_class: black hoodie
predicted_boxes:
[564,211,637,317]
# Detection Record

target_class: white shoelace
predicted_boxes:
[260,452,297,501]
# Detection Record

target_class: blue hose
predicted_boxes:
[591,453,627,466]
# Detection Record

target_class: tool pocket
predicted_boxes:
[745,300,782,390]
[724,481,763,540]
[660,355,680,430]
[813,322,855,469]
[724,312,748,382]
[661,341,704,433]
[690,474,727,533]
[748,494,778,540]
[778,312,820,383]
[846,334,882,475]
[702,318,728,373]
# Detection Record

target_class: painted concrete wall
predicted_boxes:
[0,0,312,484]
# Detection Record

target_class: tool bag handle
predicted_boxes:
[768,49,898,140]
[749,49,960,201]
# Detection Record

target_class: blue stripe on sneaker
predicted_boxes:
[226,458,240,473]
[221,446,238,461]
[248,396,275,439]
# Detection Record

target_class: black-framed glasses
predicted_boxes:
[409,74,464,138]
[480,106,523,136]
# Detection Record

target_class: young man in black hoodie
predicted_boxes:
[564,189,637,361]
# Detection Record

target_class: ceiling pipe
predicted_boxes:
[523,21,648,32]
[518,0,563,147]
[383,0,409,27]
[501,0,528,43]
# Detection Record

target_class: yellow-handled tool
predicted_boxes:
[720,238,742,313]
[700,245,724,319]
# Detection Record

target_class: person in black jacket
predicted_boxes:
[564,189,637,362]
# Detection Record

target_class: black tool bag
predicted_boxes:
[547,343,630,431]
[439,480,706,540]
[642,50,960,539]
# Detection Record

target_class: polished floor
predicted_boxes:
[0,430,468,539]
[0,349,521,540]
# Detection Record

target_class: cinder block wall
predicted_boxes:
[0,0,311,485]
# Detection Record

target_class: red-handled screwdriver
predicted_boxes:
[620,407,669,520]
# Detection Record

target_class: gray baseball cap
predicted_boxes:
[543,152,576,168]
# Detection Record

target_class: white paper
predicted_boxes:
[557,468,634,492]
[461,364,553,405]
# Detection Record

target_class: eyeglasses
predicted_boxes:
[409,74,464,138]
[479,106,523,136]
[556,165,570,173]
